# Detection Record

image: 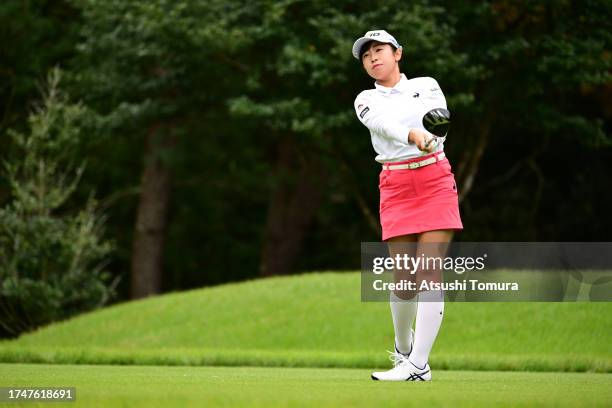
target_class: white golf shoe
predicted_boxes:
[372,328,431,381]
[371,358,432,381]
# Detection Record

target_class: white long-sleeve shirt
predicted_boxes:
[354,74,447,163]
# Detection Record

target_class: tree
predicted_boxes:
[0,0,82,194]
[0,68,116,337]
[69,0,258,297]
[440,0,611,239]
[51,0,610,293]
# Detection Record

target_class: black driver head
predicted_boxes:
[422,108,451,137]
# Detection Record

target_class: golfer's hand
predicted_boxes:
[408,129,437,153]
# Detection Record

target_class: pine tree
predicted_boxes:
[0,68,117,337]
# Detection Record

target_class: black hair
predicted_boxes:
[359,41,398,61]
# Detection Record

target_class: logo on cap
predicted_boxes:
[352,29,402,60]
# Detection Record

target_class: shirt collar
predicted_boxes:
[374,73,408,95]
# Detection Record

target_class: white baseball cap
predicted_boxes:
[352,30,402,60]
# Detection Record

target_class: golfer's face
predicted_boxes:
[361,43,399,80]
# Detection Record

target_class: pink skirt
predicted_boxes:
[379,152,463,241]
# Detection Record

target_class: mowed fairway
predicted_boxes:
[2,363,612,407]
[1,272,611,406]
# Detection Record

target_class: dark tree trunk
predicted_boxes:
[130,123,176,299]
[334,149,381,236]
[455,114,493,203]
[260,137,324,276]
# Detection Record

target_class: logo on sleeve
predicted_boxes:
[359,106,370,118]
[413,92,420,98]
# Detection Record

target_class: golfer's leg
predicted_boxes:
[387,234,418,354]
[411,230,453,368]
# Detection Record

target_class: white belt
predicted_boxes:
[382,151,446,170]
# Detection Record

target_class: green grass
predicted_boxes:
[2,363,611,407]
[1,272,611,371]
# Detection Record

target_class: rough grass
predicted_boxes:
[1,272,610,372]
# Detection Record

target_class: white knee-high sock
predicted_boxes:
[389,291,417,354]
[410,289,444,368]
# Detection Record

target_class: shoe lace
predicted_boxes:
[387,350,408,367]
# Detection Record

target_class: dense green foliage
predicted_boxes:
[0,69,116,336]
[0,0,610,302]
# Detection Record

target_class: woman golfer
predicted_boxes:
[352,30,463,381]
